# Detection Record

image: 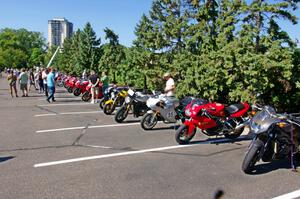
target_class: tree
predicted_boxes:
[99,28,125,83]
[79,23,101,72]
[0,28,45,68]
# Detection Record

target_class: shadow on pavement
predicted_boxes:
[0,156,14,163]
[249,159,300,175]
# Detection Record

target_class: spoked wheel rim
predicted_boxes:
[141,113,157,130]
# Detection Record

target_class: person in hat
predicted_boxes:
[163,72,175,97]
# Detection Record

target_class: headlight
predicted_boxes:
[125,96,131,103]
[185,109,191,117]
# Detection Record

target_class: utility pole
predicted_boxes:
[47,46,61,68]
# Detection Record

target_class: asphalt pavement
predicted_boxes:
[0,74,299,199]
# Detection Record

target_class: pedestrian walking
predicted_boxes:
[7,70,18,98]
[88,70,100,104]
[18,68,29,97]
[46,68,56,103]
[28,69,38,91]
[42,68,49,97]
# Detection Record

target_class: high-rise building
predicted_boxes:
[48,18,73,47]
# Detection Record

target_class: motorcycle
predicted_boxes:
[81,83,103,102]
[73,79,89,96]
[103,88,128,115]
[65,77,77,93]
[175,101,250,144]
[99,86,115,109]
[114,88,150,123]
[140,94,193,130]
[242,105,300,174]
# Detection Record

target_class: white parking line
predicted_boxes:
[37,97,81,101]
[37,103,95,107]
[36,123,140,133]
[273,189,300,199]
[34,111,102,117]
[34,144,195,168]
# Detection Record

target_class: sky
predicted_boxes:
[0,0,299,47]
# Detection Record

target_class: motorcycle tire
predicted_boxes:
[115,106,129,123]
[242,140,264,174]
[99,98,106,109]
[224,126,244,139]
[67,87,73,93]
[175,125,196,145]
[57,81,63,87]
[82,91,91,102]
[73,88,81,96]
[141,113,158,130]
[63,82,67,88]
[103,103,115,115]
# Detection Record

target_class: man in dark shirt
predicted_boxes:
[88,70,100,104]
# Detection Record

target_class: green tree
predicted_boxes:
[99,28,125,83]
[79,23,101,73]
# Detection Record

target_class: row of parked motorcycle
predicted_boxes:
[58,75,300,174]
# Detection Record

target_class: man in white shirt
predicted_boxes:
[164,72,175,97]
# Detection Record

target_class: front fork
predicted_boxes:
[184,119,197,135]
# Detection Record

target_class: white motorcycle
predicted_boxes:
[140,94,186,130]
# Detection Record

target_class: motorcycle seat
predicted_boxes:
[225,103,245,115]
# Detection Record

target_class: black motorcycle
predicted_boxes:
[114,88,149,123]
[242,105,300,174]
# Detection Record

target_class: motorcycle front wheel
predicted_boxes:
[67,87,73,93]
[103,103,115,115]
[73,88,81,96]
[141,113,158,130]
[115,106,129,123]
[99,98,106,109]
[82,91,91,102]
[242,140,264,174]
[175,125,196,145]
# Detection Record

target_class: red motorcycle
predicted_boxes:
[81,83,104,102]
[73,79,89,96]
[175,99,250,144]
[65,77,77,93]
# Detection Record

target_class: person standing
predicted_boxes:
[18,68,29,97]
[38,69,44,94]
[7,70,18,97]
[42,68,49,97]
[46,68,56,103]
[100,71,109,94]
[163,72,175,97]
[88,70,100,104]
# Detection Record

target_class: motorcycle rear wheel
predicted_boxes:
[115,106,129,123]
[82,91,91,102]
[73,88,81,96]
[175,125,196,145]
[242,140,264,174]
[103,103,115,115]
[141,113,157,130]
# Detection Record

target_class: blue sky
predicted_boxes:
[0,0,299,47]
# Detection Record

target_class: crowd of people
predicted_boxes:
[3,67,175,104]
[5,67,58,100]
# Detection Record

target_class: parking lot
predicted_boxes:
[0,77,300,199]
